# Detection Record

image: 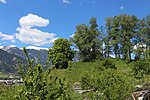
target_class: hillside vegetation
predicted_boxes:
[0,58,150,99]
[0,14,150,99]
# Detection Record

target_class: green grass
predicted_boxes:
[0,84,22,100]
[0,59,150,99]
[0,72,7,78]
[50,59,135,84]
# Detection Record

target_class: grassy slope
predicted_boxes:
[51,59,133,84]
[0,59,150,99]
[0,84,21,100]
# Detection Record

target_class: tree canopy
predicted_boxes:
[48,38,75,69]
[72,17,101,61]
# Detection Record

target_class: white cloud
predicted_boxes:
[120,6,125,10]
[16,13,57,46]
[0,32,15,42]
[62,0,71,4]
[19,13,49,28]
[0,14,56,46]
[0,0,6,4]
[16,27,57,46]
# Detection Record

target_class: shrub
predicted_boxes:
[102,59,116,69]
[96,69,134,100]
[80,69,134,100]
[16,47,72,100]
[132,60,150,79]
[80,73,95,90]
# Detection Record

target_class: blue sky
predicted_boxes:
[0,0,150,49]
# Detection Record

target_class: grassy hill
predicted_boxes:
[0,59,150,99]
[50,59,132,83]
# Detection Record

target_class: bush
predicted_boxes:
[102,59,116,69]
[96,69,134,100]
[80,73,95,90]
[80,68,134,100]
[16,47,72,100]
[132,60,150,79]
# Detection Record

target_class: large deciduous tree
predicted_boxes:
[72,17,101,61]
[48,38,75,69]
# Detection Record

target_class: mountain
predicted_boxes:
[2,46,26,59]
[2,46,48,65]
[0,45,80,73]
[0,49,27,73]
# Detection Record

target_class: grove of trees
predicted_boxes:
[72,18,101,61]
[72,14,150,62]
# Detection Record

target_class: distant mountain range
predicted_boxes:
[0,45,80,73]
[0,49,26,73]
[0,46,48,73]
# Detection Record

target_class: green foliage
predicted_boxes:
[72,17,101,61]
[104,14,138,60]
[48,38,75,69]
[2,14,150,99]
[132,60,150,79]
[102,58,116,69]
[145,50,150,61]
[96,69,134,100]
[16,47,72,100]
[80,73,95,90]
[80,69,134,100]
[0,84,21,100]
[134,48,145,60]
[78,59,134,100]
[0,58,143,100]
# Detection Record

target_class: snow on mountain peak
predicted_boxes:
[2,45,17,51]
[20,46,48,50]
[9,45,16,48]
[0,46,3,49]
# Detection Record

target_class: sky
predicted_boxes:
[0,0,150,49]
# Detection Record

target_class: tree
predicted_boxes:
[16,47,72,100]
[141,15,150,59]
[132,15,150,60]
[104,14,138,60]
[145,15,150,50]
[133,18,146,60]
[72,17,101,61]
[118,15,138,60]
[104,17,114,58]
[48,38,75,69]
